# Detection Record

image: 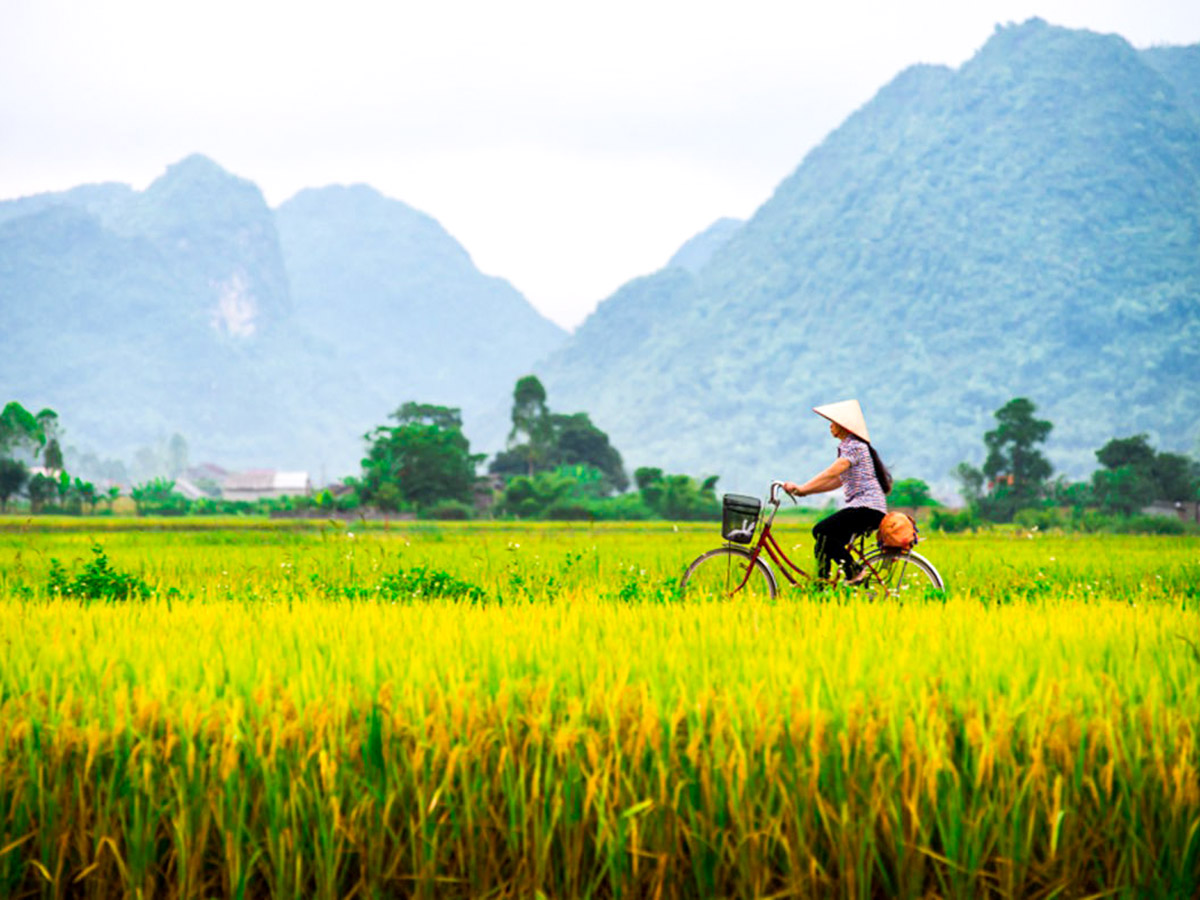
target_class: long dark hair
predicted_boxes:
[868,443,893,495]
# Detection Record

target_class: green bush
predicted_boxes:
[1076,510,1189,534]
[592,493,655,521]
[557,493,659,521]
[544,501,593,521]
[47,544,149,602]
[635,468,719,521]
[1116,514,1186,535]
[929,507,978,533]
[189,498,256,516]
[889,478,940,508]
[377,566,486,604]
[422,501,473,521]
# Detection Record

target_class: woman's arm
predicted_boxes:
[783,457,850,497]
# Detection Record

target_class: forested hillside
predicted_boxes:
[536,20,1200,493]
[276,186,565,453]
[0,158,565,475]
[0,156,349,469]
[1,20,1196,491]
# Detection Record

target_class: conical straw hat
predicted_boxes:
[813,399,870,443]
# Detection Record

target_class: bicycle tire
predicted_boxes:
[858,549,944,600]
[681,547,778,600]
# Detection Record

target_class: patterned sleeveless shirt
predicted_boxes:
[838,435,887,513]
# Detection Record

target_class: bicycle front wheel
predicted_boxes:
[860,549,944,600]
[681,547,778,600]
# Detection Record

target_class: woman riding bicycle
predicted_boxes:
[782,399,893,585]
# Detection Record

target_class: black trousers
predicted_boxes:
[812,506,885,579]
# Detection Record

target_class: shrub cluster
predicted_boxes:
[46,544,149,601]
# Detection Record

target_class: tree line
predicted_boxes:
[940,397,1199,533]
[0,402,118,513]
[0,381,724,521]
[2,390,1196,529]
[348,376,720,521]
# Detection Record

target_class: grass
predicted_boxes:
[0,521,1197,897]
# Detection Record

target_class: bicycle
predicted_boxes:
[680,481,945,601]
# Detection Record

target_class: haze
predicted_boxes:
[2,0,1198,329]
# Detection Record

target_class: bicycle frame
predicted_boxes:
[736,481,889,590]
[744,490,813,588]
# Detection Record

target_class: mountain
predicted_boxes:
[1142,44,1200,123]
[666,217,744,273]
[3,20,1196,495]
[275,185,565,450]
[535,20,1200,495]
[0,157,566,477]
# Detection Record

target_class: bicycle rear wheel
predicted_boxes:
[681,547,777,600]
[859,549,944,601]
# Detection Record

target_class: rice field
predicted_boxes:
[1,517,1198,898]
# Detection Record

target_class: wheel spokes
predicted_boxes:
[684,551,774,600]
[870,553,941,600]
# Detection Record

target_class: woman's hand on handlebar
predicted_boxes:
[773,481,802,503]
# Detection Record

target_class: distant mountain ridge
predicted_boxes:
[276,184,564,445]
[1,19,1196,495]
[536,20,1200,493]
[0,156,566,475]
[1142,44,1200,123]
[666,217,744,273]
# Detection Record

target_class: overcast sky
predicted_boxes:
[2,1,1198,329]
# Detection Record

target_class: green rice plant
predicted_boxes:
[0,522,1197,897]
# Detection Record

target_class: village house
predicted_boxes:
[174,463,229,501]
[1143,500,1200,524]
[221,470,312,502]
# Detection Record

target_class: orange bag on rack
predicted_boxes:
[878,511,917,550]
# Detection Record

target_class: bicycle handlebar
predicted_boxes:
[769,480,797,506]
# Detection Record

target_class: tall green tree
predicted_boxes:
[1092,434,1155,515]
[492,377,628,493]
[507,376,554,476]
[0,458,28,511]
[981,398,1053,519]
[0,401,48,459]
[44,438,64,472]
[983,399,1053,493]
[1091,467,1151,516]
[952,462,984,505]
[955,398,1053,521]
[1095,434,1155,472]
[1092,434,1199,514]
[360,403,483,510]
[549,412,628,493]
[35,409,58,445]
[27,472,56,512]
[1153,453,1199,502]
[73,477,97,514]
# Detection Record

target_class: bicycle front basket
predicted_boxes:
[721,493,762,544]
